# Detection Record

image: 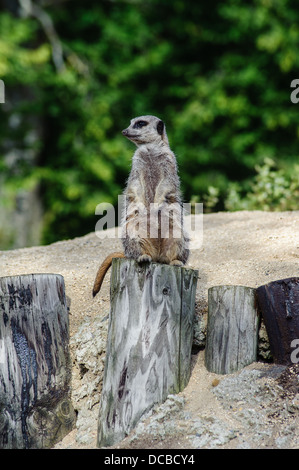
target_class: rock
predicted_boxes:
[189,417,236,448]
[192,300,208,350]
[258,321,272,361]
[120,394,236,449]
[69,315,108,445]
[211,365,299,448]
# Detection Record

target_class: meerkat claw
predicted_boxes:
[137,254,152,264]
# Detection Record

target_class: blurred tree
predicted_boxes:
[0,0,298,248]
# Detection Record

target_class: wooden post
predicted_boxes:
[256,277,299,365]
[205,285,259,374]
[97,259,198,448]
[0,274,76,449]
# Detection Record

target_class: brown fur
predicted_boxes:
[92,115,189,298]
[92,251,125,297]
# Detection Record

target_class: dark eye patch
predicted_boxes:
[133,120,148,129]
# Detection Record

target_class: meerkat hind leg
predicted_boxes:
[170,259,184,266]
[137,254,152,263]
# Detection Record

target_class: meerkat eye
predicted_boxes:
[133,120,148,129]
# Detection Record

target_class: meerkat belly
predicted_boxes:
[139,163,164,203]
[140,164,180,254]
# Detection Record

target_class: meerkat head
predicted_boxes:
[122,115,169,147]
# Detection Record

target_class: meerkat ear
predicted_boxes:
[157,120,164,136]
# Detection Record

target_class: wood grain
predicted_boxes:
[0,274,75,449]
[97,259,198,447]
[205,285,259,374]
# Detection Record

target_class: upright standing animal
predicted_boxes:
[92,115,189,297]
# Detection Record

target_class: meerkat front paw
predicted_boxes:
[137,254,152,263]
[170,259,183,266]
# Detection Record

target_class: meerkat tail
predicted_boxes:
[92,251,125,297]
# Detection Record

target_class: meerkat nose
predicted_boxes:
[122,129,128,135]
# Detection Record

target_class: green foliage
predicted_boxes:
[225,158,299,211]
[0,0,298,248]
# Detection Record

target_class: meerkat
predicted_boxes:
[92,115,189,297]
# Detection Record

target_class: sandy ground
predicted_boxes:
[0,210,298,448]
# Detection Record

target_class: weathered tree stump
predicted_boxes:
[97,258,198,448]
[205,285,259,374]
[0,274,75,449]
[256,277,299,365]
